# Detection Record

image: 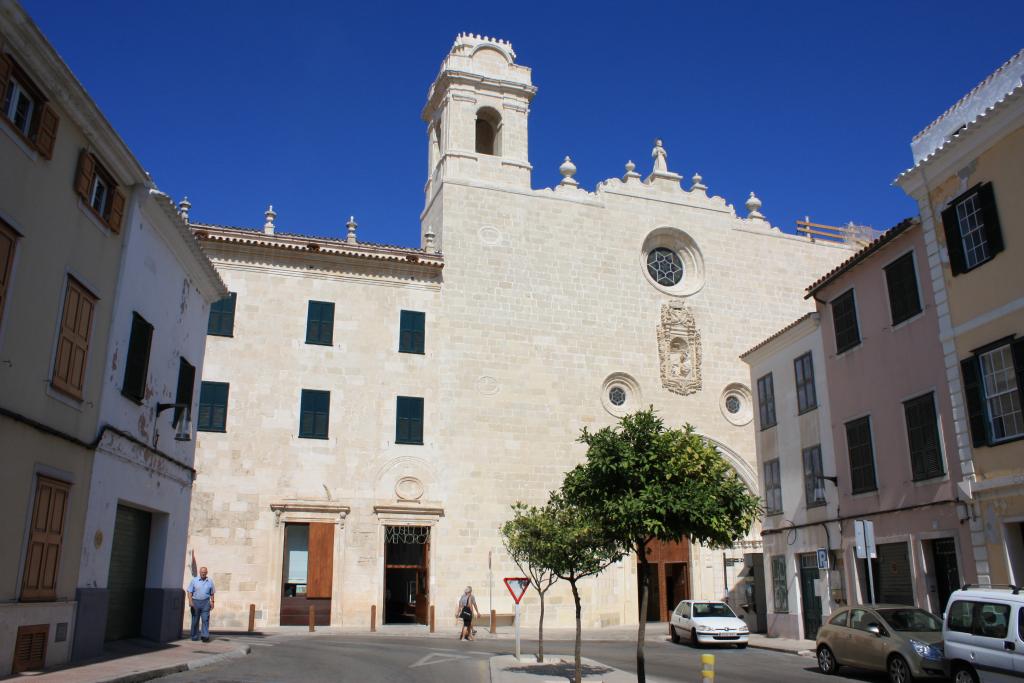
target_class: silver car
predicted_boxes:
[816,604,945,683]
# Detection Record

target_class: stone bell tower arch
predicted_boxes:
[421,33,536,210]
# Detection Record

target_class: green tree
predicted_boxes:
[563,408,761,683]
[500,503,561,662]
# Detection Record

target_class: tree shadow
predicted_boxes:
[504,660,614,680]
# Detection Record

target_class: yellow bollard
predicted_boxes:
[701,653,715,680]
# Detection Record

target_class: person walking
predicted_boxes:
[455,585,479,640]
[188,566,216,642]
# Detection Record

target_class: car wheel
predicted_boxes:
[736,643,747,649]
[690,627,699,648]
[670,625,680,644]
[887,654,913,683]
[951,664,979,683]
[816,645,838,675]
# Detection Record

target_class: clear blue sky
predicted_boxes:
[24,1,1024,248]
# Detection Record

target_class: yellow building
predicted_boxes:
[896,49,1024,586]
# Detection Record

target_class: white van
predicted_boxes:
[943,586,1023,683]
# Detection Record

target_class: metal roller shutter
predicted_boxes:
[105,505,151,641]
[877,542,913,605]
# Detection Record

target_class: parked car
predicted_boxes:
[669,600,749,648]
[815,604,945,682]
[943,585,1023,683]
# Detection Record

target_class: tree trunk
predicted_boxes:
[571,579,582,683]
[538,590,545,663]
[637,544,649,683]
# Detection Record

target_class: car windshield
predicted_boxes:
[692,602,736,618]
[876,608,942,632]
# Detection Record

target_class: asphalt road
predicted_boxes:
[159,634,901,683]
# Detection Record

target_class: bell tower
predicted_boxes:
[421,33,536,202]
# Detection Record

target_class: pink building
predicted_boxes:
[807,218,976,614]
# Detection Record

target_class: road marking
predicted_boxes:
[409,652,471,668]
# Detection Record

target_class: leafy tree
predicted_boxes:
[500,503,561,662]
[563,408,761,683]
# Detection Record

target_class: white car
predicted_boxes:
[943,585,1023,683]
[670,600,749,648]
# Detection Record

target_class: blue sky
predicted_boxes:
[24,1,1024,248]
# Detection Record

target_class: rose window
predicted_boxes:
[646,248,684,287]
[726,396,741,414]
[609,387,626,406]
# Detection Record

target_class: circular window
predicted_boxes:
[646,248,684,287]
[601,373,641,417]
[720,383,754,426]
[640,228,705,296]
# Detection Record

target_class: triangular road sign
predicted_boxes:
[504,577,530,604]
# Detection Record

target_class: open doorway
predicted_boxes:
[384,525,430,625]
[280,522,333,626]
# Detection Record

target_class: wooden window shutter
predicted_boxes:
[976,182,1004,257]
[12,624,48,674]
[52,278,96,399]
[107,187,126,233]
[34,103,59,159]
[0,52,12,106]
[1012,339,1024,409]
[960,356,989,448]
[941,203,967,276]
[0,221,15,329]
[21,477,69,601]
[306,523,335,599]
[73,150,95,201]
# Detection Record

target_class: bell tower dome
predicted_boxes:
[421,33,536,202]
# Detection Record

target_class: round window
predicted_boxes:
[609,386,626,406]
[726,396,741,414]
[646,247,684,287]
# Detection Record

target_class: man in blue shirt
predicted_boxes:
[187,566,216,642]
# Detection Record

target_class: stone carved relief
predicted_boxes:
[658,301,702,396]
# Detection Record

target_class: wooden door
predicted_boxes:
[415,539,430,624]
[306,523,334,599]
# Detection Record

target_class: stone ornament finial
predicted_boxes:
[623,160,641,181]
[652,139,668,174]
[263,205,276,235]
[746,192,764,220]
[346,216,358,244]
[424,226,437,253]
[691,173,707,194]
[559,156,578,187]
[178,196,191,222]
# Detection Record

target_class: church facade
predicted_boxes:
[186,33,852,630]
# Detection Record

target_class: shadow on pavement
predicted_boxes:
[504,661,614,680]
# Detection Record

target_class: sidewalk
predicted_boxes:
[746,633,816,657]
[19,635,252,683]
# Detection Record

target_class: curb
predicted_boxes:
[746,642,815,658]
[87,645,251,683]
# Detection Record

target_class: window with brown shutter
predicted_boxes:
[0,219,16,329]
[51,277,97,399]
[1,46,60,158]
[12,624,48,674]
[21,477,70,602]
[72,149,125,233]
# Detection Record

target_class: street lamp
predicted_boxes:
[156,402,193,442]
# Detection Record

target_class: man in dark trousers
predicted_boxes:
[188,566,216,642]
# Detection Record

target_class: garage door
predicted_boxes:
[105,505,151,641]
[877,542,913,605]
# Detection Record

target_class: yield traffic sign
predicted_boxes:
[504,577,530,604]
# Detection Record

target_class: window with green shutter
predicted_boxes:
[399,310,425,354]
[305,301,334,346]
[197,381,229,432]
[396,396,424,444]
[904,392,944,480]
[794,352,817,414]
[299,389,330,439]
[771,555,788,613]
[831,290,860,354]
[121,312,153,403]
[845,416,877,493]
[884,252,922,326]
[174,357,196,428]
[757,373,776,430]
[207,293,236,337]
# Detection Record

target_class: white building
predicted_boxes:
[186,33,853,631]
[741,313,841,640]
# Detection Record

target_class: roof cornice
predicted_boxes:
[740,312,820,364]
[144,192,227,303]
[0,2,149,186]
[421,70,537,120]
[805,217,918,300]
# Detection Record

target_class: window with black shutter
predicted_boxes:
[763,459,782,515]
[396,396,424,445]
[121,313,153,403]
[794,352,817,414]
[399,310,426,354]
[831,290,860,353]
[757,373,776,430]
[903,392,944,480]
[845,416,877,493]
[940,182,1004,275]
[884,252,922,326]
[197,381,229,432]
[174,357,195,427]
[299,389,330,439]
[961,340,1024,447]
[803,445,825,507]
[305,301,334,346]
[207,292,236,337]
